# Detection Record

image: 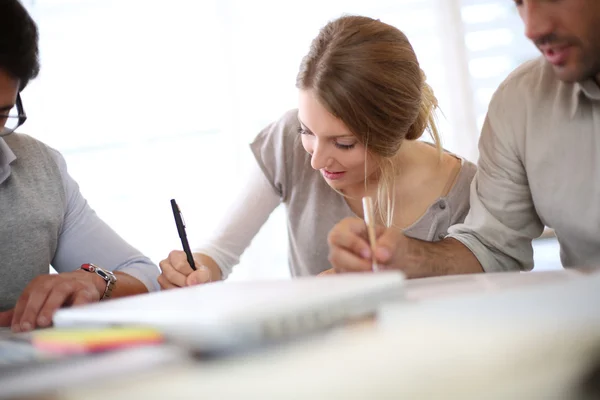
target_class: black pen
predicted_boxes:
[170,199,196,271]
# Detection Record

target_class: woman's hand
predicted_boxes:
[158,251,212,289]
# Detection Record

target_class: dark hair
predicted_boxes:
[296,15,441,226]
[0,0,40,90]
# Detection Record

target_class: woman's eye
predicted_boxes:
[334,142,356,150]
[297,127,312,136]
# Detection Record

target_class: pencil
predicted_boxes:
[361,196,379,272]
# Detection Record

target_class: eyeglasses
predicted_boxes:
[0,94,27,137]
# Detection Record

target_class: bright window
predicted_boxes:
[22,0,539,279]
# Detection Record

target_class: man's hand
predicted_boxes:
[327,217,421,275]
[0,309,14,327]
[328,217,484,278]
[328,218,392,274]
[0,270,104,333]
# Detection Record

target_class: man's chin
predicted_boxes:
[549,61,599,84]
[550,64,583,83]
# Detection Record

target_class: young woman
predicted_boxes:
[158,15,476,288]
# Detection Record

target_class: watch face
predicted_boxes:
[96,269,110,281]
[96,267,117,283]
[97,269,115,282]
[80,264,116,300]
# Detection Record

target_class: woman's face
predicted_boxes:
[298,90,378,192]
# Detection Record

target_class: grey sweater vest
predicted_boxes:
[0,134,65,311]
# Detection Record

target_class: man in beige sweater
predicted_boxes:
[328,0,600,276]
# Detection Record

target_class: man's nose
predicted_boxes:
[521,1,554,43]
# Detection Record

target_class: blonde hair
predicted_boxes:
[296,15,441,226]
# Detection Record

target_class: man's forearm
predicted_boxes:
[405,237,484,278]
[111,272,151,297]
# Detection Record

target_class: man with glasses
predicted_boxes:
[328,0,600,276]
[0,95,26,137]
[0,0,160,332]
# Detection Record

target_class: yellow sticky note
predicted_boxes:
[32,327,164,354]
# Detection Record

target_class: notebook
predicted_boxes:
[53,272,405,352]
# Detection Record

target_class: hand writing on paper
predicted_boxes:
[328,217,406,274]
[158,250,212,289]
[0,271,104,333]
[329,217,484,279]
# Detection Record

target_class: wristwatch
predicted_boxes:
[80,263,117,300]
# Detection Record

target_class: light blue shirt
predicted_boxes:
[0,137,160,292]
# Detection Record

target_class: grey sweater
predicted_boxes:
[1,134,65,310]
[0,134,159,311]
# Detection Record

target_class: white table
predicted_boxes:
[19,270,600,400]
